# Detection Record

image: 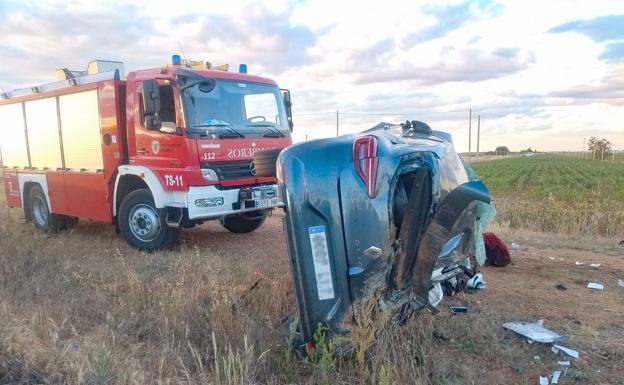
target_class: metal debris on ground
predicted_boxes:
[449,306,468,314]
[552,344,580,359]
[557,361,570,366]
[587,282,604,290]
[539,375,549,385]
[590,263,601,268]
[503,321,566,343]
[575,261,584,266]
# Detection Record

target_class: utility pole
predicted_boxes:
[601,146,605,161]
[336,110,339,137]
[468,108,472,153]
[476,115,481,158]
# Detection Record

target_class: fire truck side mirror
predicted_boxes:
[281,88,293,131]
[142,80,162,130]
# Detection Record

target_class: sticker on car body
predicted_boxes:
[308,225,335,300]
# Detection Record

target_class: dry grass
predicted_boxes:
[0,184,441,385]
[1,182,623,385]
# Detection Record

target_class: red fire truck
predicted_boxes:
[0,57,293,250]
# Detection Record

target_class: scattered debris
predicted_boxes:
[551,370,561,384]
[548,256,555,260]
[575,261,584,266]
[587,282,604,290]
[552,344,580,359]
[503,321,566,343]
[467,273,486,289]
[618,279,624,288]
[539,375,549,385]
[534,355,540,361]
[511,242,520,250]
[590,263,601,268]
[555,284,567,291]
[449,306,468,314]
[484,232,511,267]
[557,361,570,366]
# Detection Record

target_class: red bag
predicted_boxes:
[483,232,511,267]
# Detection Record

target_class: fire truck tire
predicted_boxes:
[28,185,66,232]
[220,210,267,233]
[118,188,180,251]
[253,149,282,177]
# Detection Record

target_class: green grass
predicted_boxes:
[472,154,624,237]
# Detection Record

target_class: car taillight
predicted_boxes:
[353,136,378,198]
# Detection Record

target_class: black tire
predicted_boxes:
[220,210,267,233]
[28,185,66,232]
[118,188,180,251]
[253,148,282,177]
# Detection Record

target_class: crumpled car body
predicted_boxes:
[277,122,493,341]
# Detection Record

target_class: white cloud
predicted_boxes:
[0,0,623,150]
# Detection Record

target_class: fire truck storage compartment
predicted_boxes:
[0,84,118,222]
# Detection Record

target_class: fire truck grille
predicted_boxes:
[206,161,254,180]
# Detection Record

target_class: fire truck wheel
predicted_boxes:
[253,149,282,177]
[220,210,267,233]
[28,185,66,232]
[118,188,180,251]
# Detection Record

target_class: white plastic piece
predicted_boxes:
[557,361,570,366]
[552,344,580,359]
[551,370,561,384]
[575,261,584,266]
[511,242,520,249]
[618,279,624,288]
[467,273,486,290]
[590,263,601,268]
[587,282,604,290]
[503,321,565,343]
[539,375,549,385]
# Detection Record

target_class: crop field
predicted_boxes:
[471,154,624,238]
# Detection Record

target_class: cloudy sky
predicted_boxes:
[1,0,623,151]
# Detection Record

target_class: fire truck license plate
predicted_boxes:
[255,197,279,208]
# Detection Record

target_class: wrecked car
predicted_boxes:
[275,120,495,341]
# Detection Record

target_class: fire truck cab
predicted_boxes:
[0,58,293,250]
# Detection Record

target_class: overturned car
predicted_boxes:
[275,121,495,342]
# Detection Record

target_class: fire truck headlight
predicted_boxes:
[201,168,219,181]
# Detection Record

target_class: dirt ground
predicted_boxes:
[187,217,624,384]
[192,217,624,384]
[1,202,623,384]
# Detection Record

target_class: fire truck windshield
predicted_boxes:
[182,79,289,139]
